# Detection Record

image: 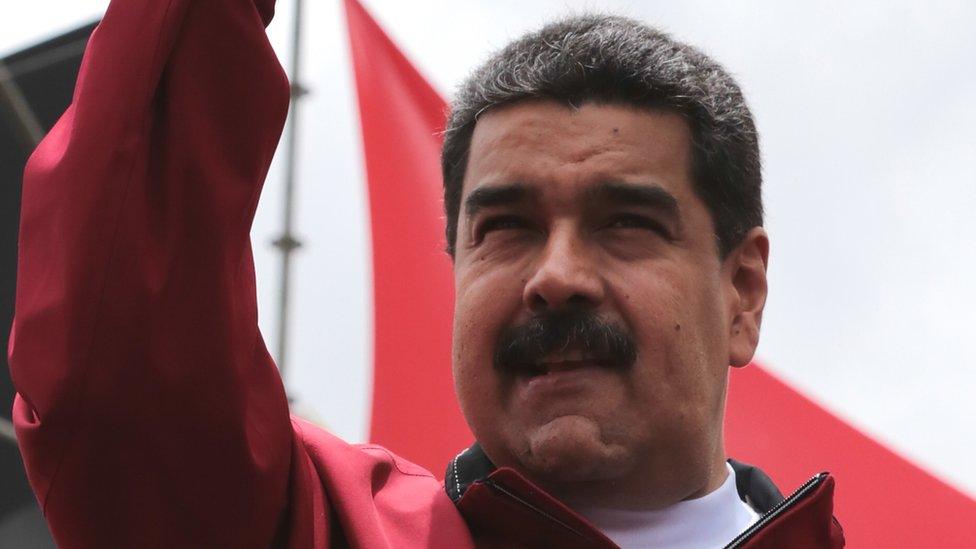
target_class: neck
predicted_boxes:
[546,448,729,512]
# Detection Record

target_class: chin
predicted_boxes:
[517,414,631,483]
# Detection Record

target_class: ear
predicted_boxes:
[724,227,769,368]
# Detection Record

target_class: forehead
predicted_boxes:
[463,100,694,200]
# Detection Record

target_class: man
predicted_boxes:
[9,0,843,547]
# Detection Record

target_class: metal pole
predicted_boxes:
[0,417,16,445]
[0,60,45,148]
[272,0,307,379]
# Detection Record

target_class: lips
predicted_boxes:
[519,350,615,377]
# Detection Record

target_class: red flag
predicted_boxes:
[343,0,976,545]
[344,0,471,475]
[727,364,976,546]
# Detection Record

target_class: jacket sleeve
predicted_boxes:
[8,0,294,546]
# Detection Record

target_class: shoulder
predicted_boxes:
[291,416,435,477]
[288,421,472,545]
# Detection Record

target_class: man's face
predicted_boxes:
[451,100,766,507]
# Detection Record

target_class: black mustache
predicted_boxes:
[494,311,637,372]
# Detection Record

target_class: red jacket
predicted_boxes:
[447,444,843,548]
[9,0,844,547]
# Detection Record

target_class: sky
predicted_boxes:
[4,0,975,497]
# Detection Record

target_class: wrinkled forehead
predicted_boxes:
[463,100,695,202]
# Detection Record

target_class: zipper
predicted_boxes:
[724,472,828,549]
[482,479,590,540]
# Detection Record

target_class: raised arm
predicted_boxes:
[9,0,293,546]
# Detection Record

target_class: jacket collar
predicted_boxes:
[445,442,785,513]
[445,443,496,503]
[445,443,843,548]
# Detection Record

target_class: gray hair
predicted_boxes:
[441,14,762,256]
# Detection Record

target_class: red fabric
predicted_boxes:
[740,475,844,549]
[458,468,617,548]
[343,0,473,476]
[9,0,471,547]
[727,365,976,547]
[456,466,842,548]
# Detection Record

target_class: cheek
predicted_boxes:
[452,264,524,413]
[452,267,519,354]
[613,262,727,400]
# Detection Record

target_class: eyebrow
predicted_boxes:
[587,181,680,218]
[462,180,681,220]
[463,183,534,217]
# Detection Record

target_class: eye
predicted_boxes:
[605,214,668,235]
[475,215,530,240]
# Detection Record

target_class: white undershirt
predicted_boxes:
[574,463,760,549]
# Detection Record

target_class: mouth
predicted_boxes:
[510,349,624,403]
[517,350,615,378]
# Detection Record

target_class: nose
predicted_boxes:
[522,226,605,313]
